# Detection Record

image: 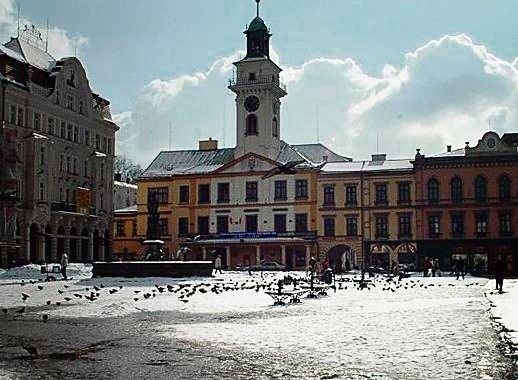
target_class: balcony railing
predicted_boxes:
[181,231,317,241]
[228,75,287,92]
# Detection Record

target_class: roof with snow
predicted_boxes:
[114,205,137,214]
[114,181,138,189]
[322,158,413,174]
[141,141,349,179]
[4,37,55,71]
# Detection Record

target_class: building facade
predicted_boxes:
[113,177,137,210]
[414,132,518,275]
[0,29,118,267]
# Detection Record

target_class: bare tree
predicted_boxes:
[114,155,143,184]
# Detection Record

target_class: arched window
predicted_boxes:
[450,177,463,203]
[246,114,258,136]
[272,117,278,137]
[499,175,511,200]
[427,178,440,203]
[474,175,487,202]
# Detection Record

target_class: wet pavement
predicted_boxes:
[0,273,517,379]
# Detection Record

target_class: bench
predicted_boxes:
[40,264,62,281]
[265,289,309,305]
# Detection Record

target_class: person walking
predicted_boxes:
[456,258,465,280]
[60,253,68,281]
[214,255,223,275]
[495,256,506,293]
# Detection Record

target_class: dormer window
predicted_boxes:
[248,72,256,81]
[66,94,74,110]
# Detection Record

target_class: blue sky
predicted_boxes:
[2,0,518,165]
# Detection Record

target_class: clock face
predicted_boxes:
[244,96,260,112]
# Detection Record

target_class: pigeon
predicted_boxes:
[109,289,118,294]
[2,308,7,314]
[21,293,30,302]
[57,290,64,295]
[37,285,44,291]
[93,286,100,291]
[22,345,38,357]
[55,302,61,306]
[42,314,49,322]
[46,300,51,305]
[134,290,141,294]
[133,298,139,302]
[180,299,189,303]
[64,285,69,289]
[64,297,72,302]
[16,306,26,314]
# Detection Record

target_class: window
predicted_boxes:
[272,117,278,137]
[107,138,112,154]
[66,156,71,173]
[17,107,23,126]
[48,117,54,135]
[60,122,66,138]
[295,180,308,199]
[79,100,84,115]
[295,213,308,233]
[217,183,230,203]
[198,184,210,204]
[73,158,77,174]
[95,134,100,150]
[428,215,440,236]
[158,218,169,236]
[427,178,439,203]
[474,176,487,202]
[103,137,107,152]
[323,217,335,237]
[475,213,488,235]
[499,212,512,235]
[148,187,168,204]
[132,221,137,236]
[39,147,45,165]
[100,193,103,209]
[451,214,464,236]
[246,214,258,233]
[116,221,125,237]
[246,114,258,135]
[375,183,388,205]
[398,214,412,237]
[346,217,358,236]
[178,217,189,236]
[67,124,73,140]
[33,112,41,131]
[375,216,388,238]
[73,126,78,142]
[197,216,209,235]
[84,129,90,146]
[216,215,229,234]
[39,182,45,200]
[345,185,357,206]
[499,175,511,201]
[66,189,70,204]
[60,154,64,172]
[84,160,88,177]
[398,183,410,204]
[179,185,189,203]
[274,214,286,233]
[323,185,335,206]
[248,72,256,81]
[100,163,105,180]
[246,181,258,202]
[66,94,74,110]
[9,105,16,124]
[274,180,287,201]
[451,177,463,203]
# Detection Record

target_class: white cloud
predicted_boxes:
[0,0,88,58]
[115,34,518,166]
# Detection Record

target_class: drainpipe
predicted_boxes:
[360,161,365,271]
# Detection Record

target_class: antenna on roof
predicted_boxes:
[256,0,260,17]
[16,1,20,37]
[45,18,49,52]
[316,105,320,143]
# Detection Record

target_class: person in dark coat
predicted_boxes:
[495,256,506,293]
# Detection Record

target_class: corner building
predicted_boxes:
[0,31,118,267]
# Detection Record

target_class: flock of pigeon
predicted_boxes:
[0,273,484,323]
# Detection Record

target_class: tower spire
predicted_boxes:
[256,0,260,17]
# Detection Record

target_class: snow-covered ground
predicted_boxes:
[485,279,518,353]
[0,265,516,379]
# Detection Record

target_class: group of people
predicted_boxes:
[422,257,442,277]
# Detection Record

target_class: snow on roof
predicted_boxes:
[114,181,137,189]
[291,143,351,163]
[322,159,413,174]
[114,205,137,213]
[0,43,27,63]
[431,148,466,158]
[4,38,55,71]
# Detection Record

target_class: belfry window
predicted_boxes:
[272,117,278,137]
[246,114,258,135]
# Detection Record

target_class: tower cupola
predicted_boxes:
[244,0,271,59]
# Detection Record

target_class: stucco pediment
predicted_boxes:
[50,58,93,107]
[466,131,517,156]
[214,152,279,174]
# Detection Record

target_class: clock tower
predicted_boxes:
[229,0,287,161]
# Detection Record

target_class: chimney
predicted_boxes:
[114,172,122,182]
[465,141,470,148]
[447,145,452,152]
[322,155,328,162]
[371,153,387,162]
[199,137,218,151]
